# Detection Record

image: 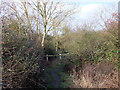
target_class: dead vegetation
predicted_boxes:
[70,61,119,88]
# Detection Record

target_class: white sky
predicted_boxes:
[60,0,119,30]
[63,0,119,2]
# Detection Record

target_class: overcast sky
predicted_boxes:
[60,0,119,30]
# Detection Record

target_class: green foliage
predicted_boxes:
[59,27,118,65]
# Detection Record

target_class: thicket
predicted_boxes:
[56,12,119,70]
[2,19,47,88]
[1,0,119,88]
[2,15,119,88]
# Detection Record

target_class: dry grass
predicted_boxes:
[70,61,119,88]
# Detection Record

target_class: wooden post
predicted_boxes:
[46,55,48,61]
[59,54,61,60]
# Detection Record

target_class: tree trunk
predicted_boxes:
[41,32,46,47]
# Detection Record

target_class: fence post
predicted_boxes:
[59,54,61,60]
[46,54,48,61]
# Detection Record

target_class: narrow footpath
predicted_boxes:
[44,58,72,88]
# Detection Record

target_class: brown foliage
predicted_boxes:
[71,61,118,88]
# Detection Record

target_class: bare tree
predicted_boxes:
[7,0,35,36]
[7,0,74,47]
[30,0,74,47]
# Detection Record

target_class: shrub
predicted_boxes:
[2,25,45,88]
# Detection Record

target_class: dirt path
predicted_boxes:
[46,67,62,88]
[44,61,63,88]
[44,59,72,88]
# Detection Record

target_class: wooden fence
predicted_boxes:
[44,53,70,61]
